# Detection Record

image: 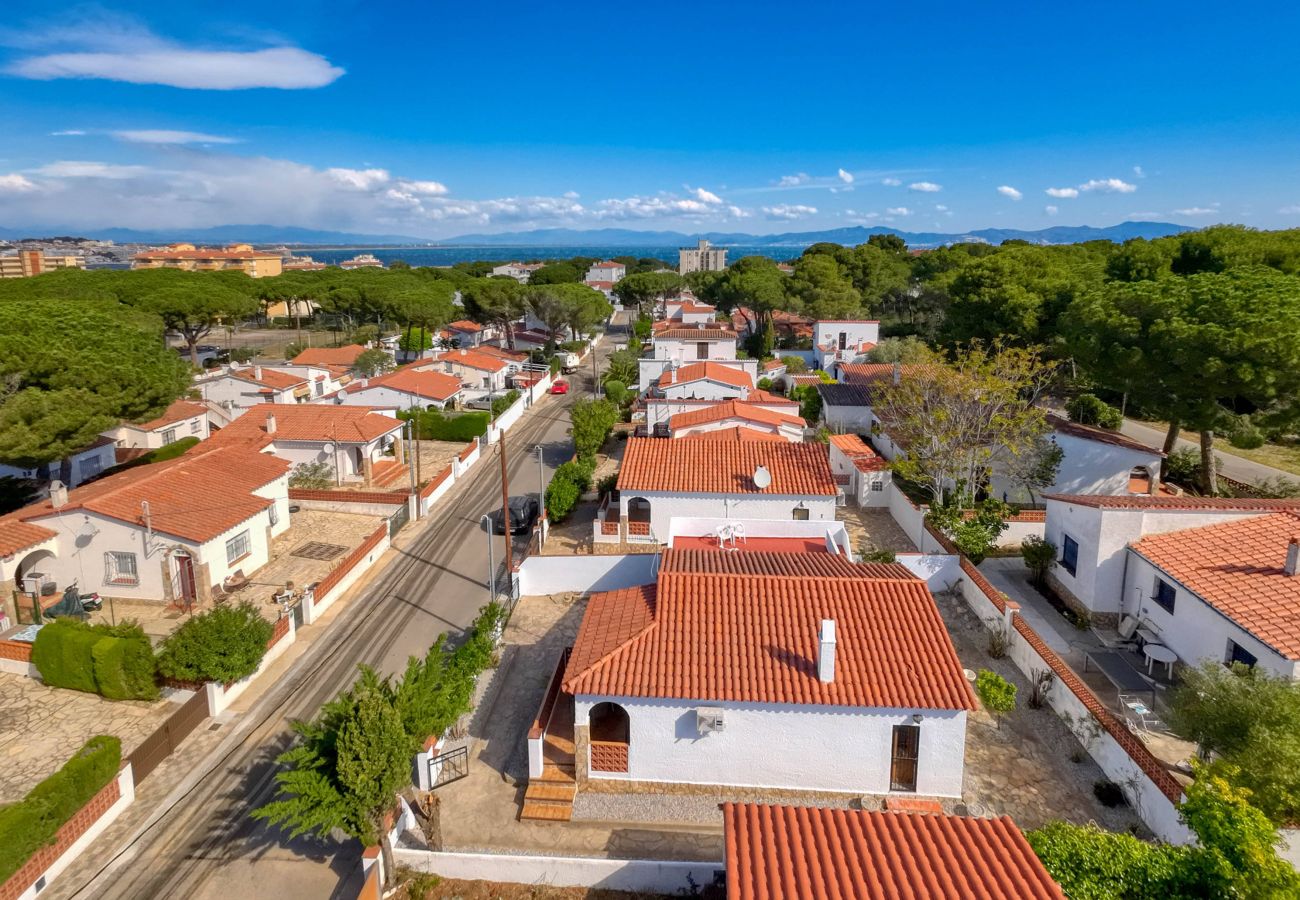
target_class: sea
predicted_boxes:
[296,245,807,267]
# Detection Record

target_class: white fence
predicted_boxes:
[518,554,658,596]
[302,529,392,625]
[487,392,528,444]
[665,516,853,556]
[888,484,929,549]
[394,848,722,893]
[895,552,962,591]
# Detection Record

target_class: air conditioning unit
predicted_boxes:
[697,707,725,734]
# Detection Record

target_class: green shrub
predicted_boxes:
[554,459,595,494]
[91,629,159,701]
[603,380,628,406]
[0,735,121,884]
[1229,418,1266,450]
[1020,535,1057,585]
[780,355,807,373]
[289,460,335,489]
[596,473,619,496]
[399,409,489,442]
[545,475,580,523]
[157,602,274,684]
[32,619,102,694]
[974,669,1017,727]
[1066,393,1122,430]
[756,377,774,391]
[570,398,619,461]
[33,619,157,700]
[490,389,521,418]
[1163,446,1200,485]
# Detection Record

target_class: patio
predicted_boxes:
[835,506,917,556]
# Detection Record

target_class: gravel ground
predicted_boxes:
[573,790,856,826]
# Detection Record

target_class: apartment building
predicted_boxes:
[132,243,283,277]
[0,250,87,278]
[677,239,727,274]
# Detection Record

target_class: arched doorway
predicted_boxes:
[1128,466,1154,495]
[625,497,652,539]
[588,701,630,774]
[14,548,56,622]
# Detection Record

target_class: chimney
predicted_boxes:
[818,619,837,683]
[265,413,277,435]
[892,362,902,385]
[49,480,68,509]
[1286,538,1300,577]
[254,365,263,380]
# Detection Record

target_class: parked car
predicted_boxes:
[464,394,494,411]
[550,379,569,395]
[485,496,540,535]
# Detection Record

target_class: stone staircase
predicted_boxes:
[369,458,407,488]
[520,688,577,821]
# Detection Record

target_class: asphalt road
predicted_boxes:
[64,336,614,900]
[1118,419,1294,487]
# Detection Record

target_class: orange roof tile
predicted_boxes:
[447,319,483,332]
[436,348,509,372]
[1047,414,1163,456]
[1044,494,1300,511]
[660,361,753,390]
[837,363,936,386]
[564,549,974,709]
[128,399,208,433]
[357,367,463,402]
[761,359,786,372]
[16,447,287,544]
[745,389,797,405]
[724,804,1066,900]
[1132,512,1300,660]
[0,519,58,557]
[211,405,402,447]
[618,438,834,495]
[655,327,736,340]
[829,433,889,472]
[476,344,529,362]
[670,400,805,432]
[232,367,307,391]
[682,427,786,444]
[291,345,367,367]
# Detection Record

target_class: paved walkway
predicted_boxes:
[978,557,1092,660]
[1118,419,1293,486]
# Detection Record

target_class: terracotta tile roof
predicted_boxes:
[1046,414,1163,456]
[745,389,797,405]
[761,359,786,372]
[677,301,716,314]
[817,319,882,324]
[564,549,974,709]
[211,405,402,447]
[128,399,208,433]
[659,361,753,390]
[723,804,1065,900]
[356,367,463,402]
[230,367,307,391]
[1132,512,1300,660]
[618,437,834,495]
[787,374,823,387]
[655,327,736,340]
[1043,494,1300,511]
[135,249,278,260]
[436,348,509,373]
[447,319,483,332]
[682,427,786,444]
[829,433,889,472]
[670,400,805,432]
[15,447,287,544]
[837,363,938,386]
[476,344,529,362]
[818,383,876,407]
[290,344,367,367]
[0,520,58,557]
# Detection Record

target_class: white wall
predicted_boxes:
[664,516,853,556]
[0,442,118,487]
[1122,551,1298,679]
[814,321,880,360]
[653,337,737,362]
[672,419,801,442]
[662,379,749,401]
[896,553,962,592]
[828,443,890,507]
[331,384,454,411]
[107,410,210,451]
[991,433,1163,505]
[639,359,759,395]
[394,849,721,894]
[575,694,966,797]
[517,554,658,596]
[618,492,836,542]
[822,404,875,434]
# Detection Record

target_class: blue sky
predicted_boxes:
[2,0,1299,238]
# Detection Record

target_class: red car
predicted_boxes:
[550,379,569,395]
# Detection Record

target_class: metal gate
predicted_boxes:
[289,600,305,629]
[427,745,469,789]
[126,688,209,785]
[387,502,409,537]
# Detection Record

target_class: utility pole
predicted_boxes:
[536,444,546,514]
[592,344,598,397]
[480,514,496,601]
[498,427,513,576]
[405,419,416,493]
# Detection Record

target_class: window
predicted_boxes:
[870,480,884,492]
[225,530,252,566]
[104,551,139,586]
[1152,578,1176,614]
[1226,640,1257,669]
[696,342,709,360]
[1060,534,1079,576]
[792,507,810,521]
[190,418,201,434]
[161,428,177,446]
[838,332,847,350]
[890,724,920,792]
[80,455,103,479]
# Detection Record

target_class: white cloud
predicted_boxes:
[935,204,949,211]
[691,187,723,204]
[597,193,727,219]
[398,180,449,196]
[881,177,902,187]
[908,181,942,193]
[886,206,912,216]
[1079,177,1137,194]
[728,205,750,218]
[562,190,580,200]
[50,129,85,136]
[762,204,818,220]
[837,168,854,184]
[997,185,1023,201]
[31,160,150,179]
[1133,165,1145,178]
[327,167,391,190]
[1045,187,1079,199]
[1045,205,1059,216]
[3,18,343,90]
[777,173,810,187]
[1173,206,1217,216]
[112,129,238,144]
[0,174,38,193]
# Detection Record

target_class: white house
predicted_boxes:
[104,400,211,460]
[1042,494,1300,627]
[828,433,891,507]
[669,400,806,442]
[489,261,543,283]
[0,446,291,610]
[327,367,463,411]
[585,260,626,283]
[426,348,510,392]
[817,383,876,433]
[616,438,837,541]
[1119,512,1300,680]
[813,319,880,371]
[641,393,798,435]
[195,365,312,420]
[549,549,973,798]
[658,361,754,400]
[639,325,745,392]
[990,416,1164,505]
[210,405,405,487]
[662,297,717,325]
[0,437,117,490]
[445,319,488,348]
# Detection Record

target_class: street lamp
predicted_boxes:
[479,514,497,602]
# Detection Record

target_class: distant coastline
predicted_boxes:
[297,245,806,267]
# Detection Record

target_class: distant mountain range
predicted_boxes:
[1,220,1194,249]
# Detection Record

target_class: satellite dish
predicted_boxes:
[322,442,336,454]
[753,465,772,490]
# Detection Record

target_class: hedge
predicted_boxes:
[0,735,121,883]
[32,619,158,700]
[156,602,273,684]
[399,409,489,442]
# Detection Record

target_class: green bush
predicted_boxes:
[1020,535,1057,585]
[570,398,619,461]
[1229,418,1266,450]
[400,409,489,442]
[545,475,580,523]
[157,602,274,684]
[490,389,521,418]
[0,735,121,884]
[104,436,200,475]
[756,377,773,391]
[1066,393,1122,430]
[596,473,619,496]
[32,619,101,694]
[603,380,628,405]
[1163,446,1200,485]
[556,459,595,493]
[91,623,159,701]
